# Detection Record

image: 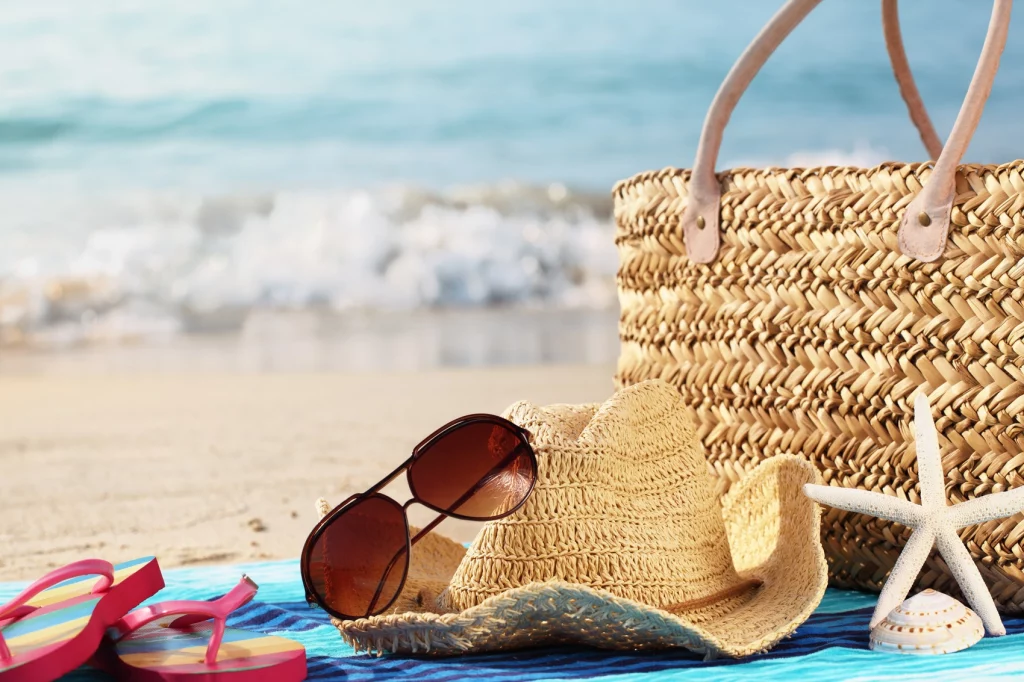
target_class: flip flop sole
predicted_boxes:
[105,621,306,682]
[0,557,164,681]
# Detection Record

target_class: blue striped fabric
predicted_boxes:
[2,559,1023,681]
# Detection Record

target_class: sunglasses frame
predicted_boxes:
[300,413,537,621]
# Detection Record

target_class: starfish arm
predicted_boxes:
[913,393,947,509]
[803,483,925,527]
[870,526,936,628]
[948,486,1024,528]
[935,525,1006,636]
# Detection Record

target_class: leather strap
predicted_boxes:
[683,0,824,264]
[897,0,1011,262]
[684,0,1012,264]
[882,0,943,160]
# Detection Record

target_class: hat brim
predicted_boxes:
[335,454,827,657]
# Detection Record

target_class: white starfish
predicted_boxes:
[803,393,1024,636]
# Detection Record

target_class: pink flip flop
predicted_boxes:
[96,575,306,682]
[0,556,164,681]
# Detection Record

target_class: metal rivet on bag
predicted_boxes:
[696,215,706,229]
[918,212,932,227]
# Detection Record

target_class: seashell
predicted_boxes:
[869,589,984,655]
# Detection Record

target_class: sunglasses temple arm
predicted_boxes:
[366,444,530,616]
[409,512,449,545]
[368,510,449,616]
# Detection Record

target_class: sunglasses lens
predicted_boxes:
[305,495,409,619]
[409,419,535,519]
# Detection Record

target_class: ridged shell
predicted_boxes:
[869,589,984,655]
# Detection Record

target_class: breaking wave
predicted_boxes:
[0,182,618,347]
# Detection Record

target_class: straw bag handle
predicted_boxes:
[882,0,943,160]
[681,0,1012,264]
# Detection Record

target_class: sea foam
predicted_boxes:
[0,182,618,347]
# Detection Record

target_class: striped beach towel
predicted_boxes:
[3,560,1022,681]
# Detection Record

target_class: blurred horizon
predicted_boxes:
[2,0,1023,363]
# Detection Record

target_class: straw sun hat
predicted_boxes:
[319,379,828,657]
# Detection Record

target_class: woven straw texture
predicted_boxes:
[613,161,1024,609]
[331,380,828,656]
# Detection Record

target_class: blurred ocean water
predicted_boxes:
[1,0,1024,351]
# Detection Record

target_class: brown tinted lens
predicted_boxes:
[305,495,409,619]
[409,420,535,519]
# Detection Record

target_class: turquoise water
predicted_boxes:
[4,1,1024,190]
[1,1,1023,345]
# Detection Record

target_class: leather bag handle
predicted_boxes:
[681,0,1012,265]
[896,0,1010,262]
[882,0,943,161]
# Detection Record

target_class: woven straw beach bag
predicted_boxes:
[614,0,1024,609]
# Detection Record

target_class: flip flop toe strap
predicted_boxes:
[111,576,258,666]
[0,559,114,662]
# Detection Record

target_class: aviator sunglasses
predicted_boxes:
[300,414,538,620]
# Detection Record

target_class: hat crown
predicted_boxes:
[444,380,746,612]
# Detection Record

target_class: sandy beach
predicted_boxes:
[0,365,614,581]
